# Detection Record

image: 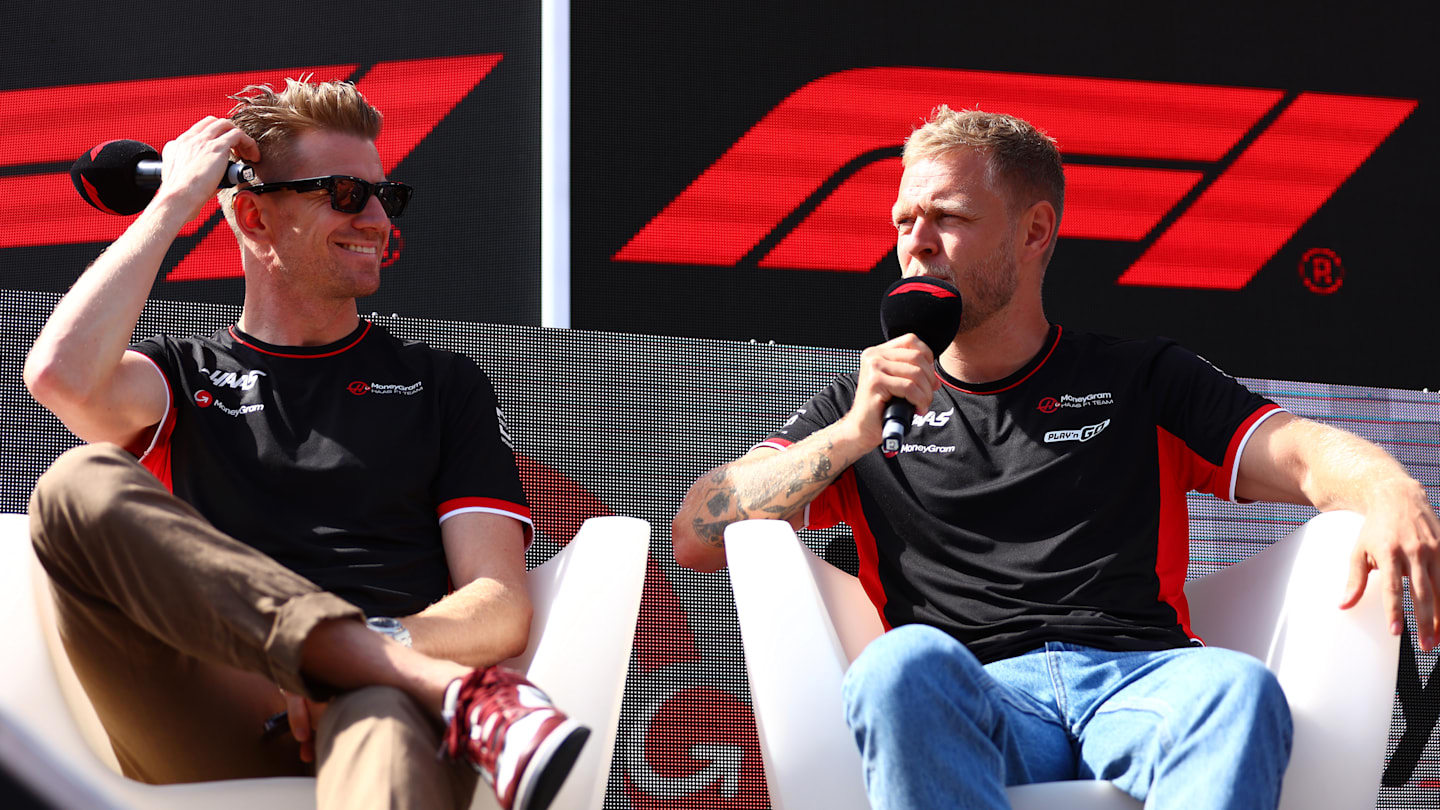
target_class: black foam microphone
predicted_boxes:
[878,277,964,457]
[70,139,252,215]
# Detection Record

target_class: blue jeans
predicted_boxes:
[842,625,1292,810]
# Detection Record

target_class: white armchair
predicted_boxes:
[725,512,1398,810]
[0,513,650,810]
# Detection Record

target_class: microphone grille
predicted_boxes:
[879,277,964,356]
[70,140,160,215]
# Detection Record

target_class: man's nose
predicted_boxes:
[909,216,941,255]
[354,191,392,229]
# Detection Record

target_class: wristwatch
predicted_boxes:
[365,616,413,648]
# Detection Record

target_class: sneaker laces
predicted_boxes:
[440,667,535,778]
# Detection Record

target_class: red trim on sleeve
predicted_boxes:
[135,409,177,492]
[437,497,533,524]
[1154,427,1199,642]
[752,437,794,453]
[123,350,176,491]
[1221,404,1285,502]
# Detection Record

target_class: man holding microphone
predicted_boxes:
[673,105,1440,809]
[26,78,584,810]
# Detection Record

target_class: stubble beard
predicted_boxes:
[274,233,383,301]
[911,242,1018,336]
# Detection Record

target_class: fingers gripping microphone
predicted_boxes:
[878,277,964,457]
[70,140,251,215]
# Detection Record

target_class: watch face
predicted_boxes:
[366,616,411,647]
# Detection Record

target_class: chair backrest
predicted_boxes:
[1185,510,1397,810]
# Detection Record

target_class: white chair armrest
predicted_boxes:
[471,515,650,810]
[1185,510,1396,810]
[726,519,874,810]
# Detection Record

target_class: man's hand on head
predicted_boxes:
[156,116,260,222]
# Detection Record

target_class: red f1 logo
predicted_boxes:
[613,67,1416,291]
[0,55,502,282]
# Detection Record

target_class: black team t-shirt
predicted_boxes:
[127,320,531,617]
[761,325,1282,664]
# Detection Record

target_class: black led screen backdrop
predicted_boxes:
[0,0,541,326]
[572,1,1435,393]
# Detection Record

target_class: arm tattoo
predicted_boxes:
[686,438,842,547]
[735,439,839,516]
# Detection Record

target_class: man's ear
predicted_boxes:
[232,191,271,244]
[1016,199,1058,264]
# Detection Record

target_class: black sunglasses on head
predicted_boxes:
[245,175,413,218]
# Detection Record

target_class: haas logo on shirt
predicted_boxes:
[911,408,954,428]
[199,366,267,391]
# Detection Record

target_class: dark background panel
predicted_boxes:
[0,0,541,326]
[571,1,1435,390]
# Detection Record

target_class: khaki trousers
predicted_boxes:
[28,443,478,809]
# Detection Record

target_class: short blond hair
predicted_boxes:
[229,77,382,175]
[219,77,383,228]
[903,105,1065,221]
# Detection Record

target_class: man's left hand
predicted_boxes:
[1339,483,1440,651]
[281,689,330,764]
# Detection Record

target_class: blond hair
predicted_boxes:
[903,105,1065,222]
[218,76,383,229]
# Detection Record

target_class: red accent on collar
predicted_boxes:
[228,320,371,358]
[938,325,1062,395]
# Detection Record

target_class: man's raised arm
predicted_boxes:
[673,335,936,572]
[23,118,258,447]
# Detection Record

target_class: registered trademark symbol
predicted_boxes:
[1298,248,1344,295]
[382,226,404,268]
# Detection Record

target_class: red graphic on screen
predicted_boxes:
[0,55,502,281]
[515,455,764,807]
[382,225,404,268]
[614,67,1416,291]
[1298,247,1345,295]
[623,686,767,810]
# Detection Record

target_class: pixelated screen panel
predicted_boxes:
[3,289,1437,807]
[572,1,1434,392]
[0,0,540,326]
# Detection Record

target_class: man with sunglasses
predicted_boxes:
[24,79,583,810]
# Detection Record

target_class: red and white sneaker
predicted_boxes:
[440,667,590,810]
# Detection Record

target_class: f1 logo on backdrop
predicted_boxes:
[0,55,501,282]
[614,67,1417,291]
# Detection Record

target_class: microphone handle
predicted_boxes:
[133,160,252,190]
[881,400,915,457]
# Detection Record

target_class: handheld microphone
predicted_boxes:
[878,277,964,457]
[70,139,252,216]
